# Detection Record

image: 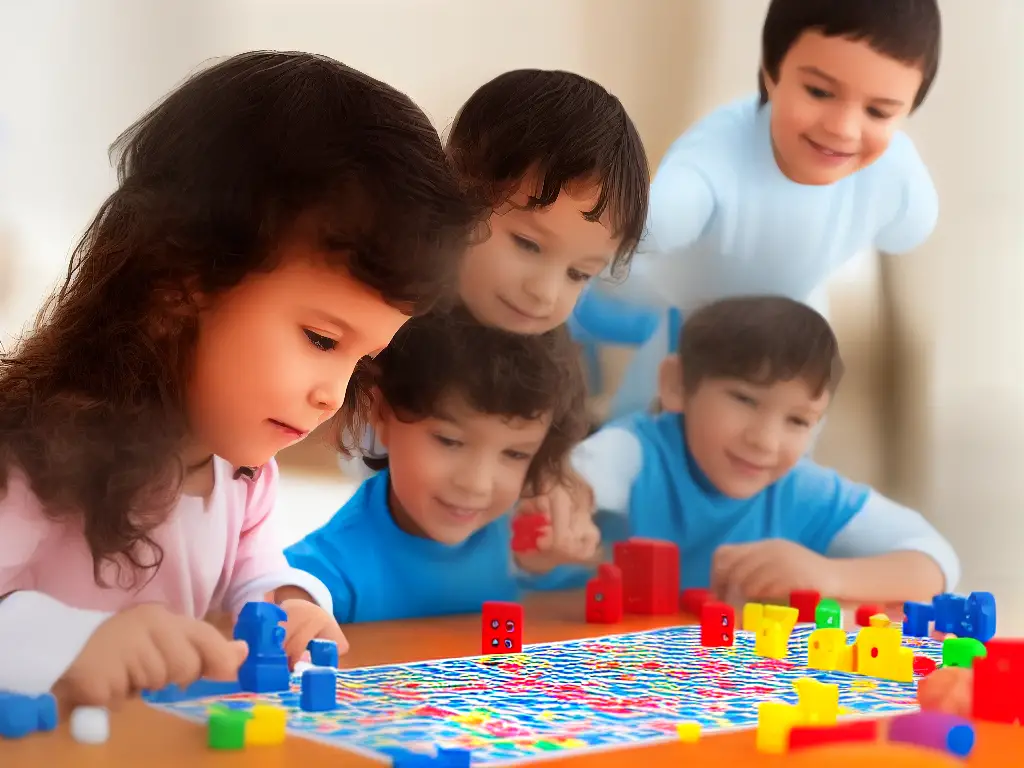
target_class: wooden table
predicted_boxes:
[2,590,1019,767]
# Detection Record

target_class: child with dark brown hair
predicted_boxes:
[560,296,958,606]
[286,307,597,623]
[0,51,478,705]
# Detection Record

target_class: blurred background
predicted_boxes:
[1,1,1021,625]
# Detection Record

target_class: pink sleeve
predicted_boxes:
[0,469,53,594]
[221,459,333,615]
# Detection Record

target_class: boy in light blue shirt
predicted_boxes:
[565,296,958,606]
[572,0,942,419]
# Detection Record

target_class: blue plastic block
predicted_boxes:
[932,593,967,634]
[235,601,290,693]
[35,694,57,732]
[388,746,472,767]
[963,591,997,642]
[308,638,339,667]
[143,679,242,703]
[300,668,336,712]
[902,600,935,637]
[436,747,472,767]
[0,691,55,739]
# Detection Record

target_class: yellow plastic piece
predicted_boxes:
[853,624,914,682]
[793,677,839,726]
[245,704,287,746]
[756,701,799,753]
[743,602,764,632]
[764,604,799,635]
[868,613,891,628]
[807,628,848,671]
[754,606,798,660]
[676,721,701,742]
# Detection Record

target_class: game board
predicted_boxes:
[151,624,944,765]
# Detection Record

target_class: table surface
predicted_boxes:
[2,590,1019,767]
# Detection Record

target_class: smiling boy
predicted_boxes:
[573,0,943,420]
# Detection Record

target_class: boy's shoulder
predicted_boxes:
[770,457,872,508]
[659,94,762,166]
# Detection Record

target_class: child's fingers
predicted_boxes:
[315,620,350,656]
[153,624,203,688]
[189,619,248,681]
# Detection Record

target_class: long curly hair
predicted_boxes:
[0,52,476,586]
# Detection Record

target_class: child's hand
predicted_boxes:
[279,597,349,667]
[917,666,973,717]
[710,539,841,604]
[513,481,600,575]
[53,603,248,708]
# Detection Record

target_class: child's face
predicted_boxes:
[671,373,830,499]
[377,393,551,545]
[764,31,924,185]
[188,246,408,468]
[459,176,621,334]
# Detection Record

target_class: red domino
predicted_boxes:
[789,589,820,623]
[913,656,938,677]
[613,538,680,616]
[679,588,711,617]
[700,601,735,647]
[510,512,547,553]
[585,564,624,624]
[855,603,884,627]
[788,719,879,750]
[481,601,523,655]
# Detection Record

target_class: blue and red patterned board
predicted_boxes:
[151,623,943,765]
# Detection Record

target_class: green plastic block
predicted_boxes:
[207,704,252,750]
[943,636,987,669]
[815,598,842,629]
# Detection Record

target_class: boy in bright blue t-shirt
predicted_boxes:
[564,296,958,606]
[285,308,599,623]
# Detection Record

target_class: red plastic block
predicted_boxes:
[482,601,523,655]
[586,564,624,624]
[913,655,938,677]
[789,589,821,623]
[612,538,680,615]
[679,587,711,617]
[972,638,1024,723]
[788,719,879,750]
[855,603,884,627]
[511,512,547,553]
[700,601,735,647]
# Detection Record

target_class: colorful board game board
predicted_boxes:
[151,624,944,765]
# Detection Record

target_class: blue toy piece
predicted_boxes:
[902,601,935,638]
[143,679,242,703]
[389,746,472,767]
[234,601,290,693]
[963,591,997,643]
[0,691,58,739]
[308,638,339,668]
[932,593,968,635]
[300,667,337,712]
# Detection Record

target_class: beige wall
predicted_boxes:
[2,0,1021,625]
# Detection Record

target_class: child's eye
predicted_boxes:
[304,329,337,351]
[512,234,541,253]
[567,268,593,284]
[729,391,757,407]
[866,106,891,119]
[503,449,532,462]
[433,434,461,448]
[789,416,811,428]
[804,85,831,99]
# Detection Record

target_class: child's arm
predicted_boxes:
[567,425,645,517]
[874,132,939,254]
[282,535,356,625]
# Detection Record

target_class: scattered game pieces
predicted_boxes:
[789,589,820,623]
[613,538,679,615]
[788,719,878,750]
[757,701,799,753]
[246,704,287,746]
[932,593,967,634]
[807,628,851,672]
[815,598,842,629]
[963,591,997,642]
[69,706,110,745]
[300,668,338,712]
[208,704,251,750]
[754,605,798,659]
[972,637,1024,723]
[853,615,913,682]
[0,691,58,739]
[481,601,524,654]
[678,587,711,617]
[585,563,623,624]
[743,602,764,632]
[942,636,987,669]
[510,511,547,553]
[855,604,883,627]
[699,601,735,647]
[309,638,340,667]
[913,655,938,677]
[888,711,975,758]
[902,600,935,637]
[757,677,839,753]
[234,601,290,693]
[676,721,701,742]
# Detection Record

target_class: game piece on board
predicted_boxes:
[510,511,547,553]
[208,704,251,750]
[308,638,340,667]
[853,622,913,682]
[788,719,878,751]
[699,601,735,647]
[793,677,838,725]
[435,747,472,767]
[245,704,287,746]
[676,721,700,742]
[962,591,996,642]
[0,691,57,739]
[972,638,1024,723]
[932,593,967,635]
[755,606,798,660]
[807,628,848,672]
[815,598,842,629]
[234,601,291,693]
[143,679,242,703]
[942,636,987,669]
[70,706,110,745]
[585,563,624,624]
[888,711,975,758]
[678,587,710,617]
[391,746,472,767]
[756,701,799,753]
[854,603,882,627]
[481,601,524,654]
[301,668,337,712]
[613,538,680,615]
[902,601,934,637]
[869,614,891,628]
[789,590,820,623]
[743,602,764,632]
[913,656,938,677]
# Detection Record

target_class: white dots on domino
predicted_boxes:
[70,706,110,744]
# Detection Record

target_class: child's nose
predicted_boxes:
[522,270,560,309]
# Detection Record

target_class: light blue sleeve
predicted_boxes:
[284,526,356,624]
[874,132,939,254]
[773,459,872,555]
[643,162,716,255]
